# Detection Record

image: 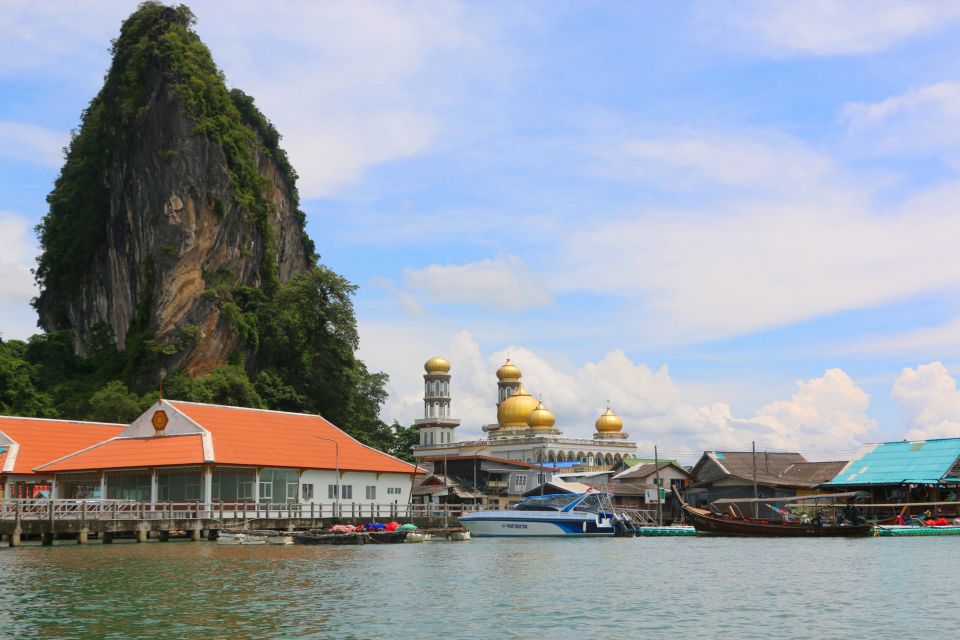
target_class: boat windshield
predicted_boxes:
[572,493,605,513]
[513,495,578,511]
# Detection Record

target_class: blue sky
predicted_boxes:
[4,1,960,461]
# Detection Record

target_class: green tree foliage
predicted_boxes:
[164,365,265,408]
[87,381,149,423]
[387,421,420,463]
[0,339,55,417]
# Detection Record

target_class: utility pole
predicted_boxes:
[654,445,663,526]
[752,441,759,520]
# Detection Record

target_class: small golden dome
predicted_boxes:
[424,356,451,374]
[527,401,556,429]
[595,407,624,433]
[497,383,540,427]
[496,358,521,382]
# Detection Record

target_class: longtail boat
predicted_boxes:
[672,486,872,537]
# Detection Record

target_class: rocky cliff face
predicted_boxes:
[34,3,312,379]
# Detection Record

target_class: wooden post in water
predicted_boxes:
[654,446,663,526]
[752,441,759,520]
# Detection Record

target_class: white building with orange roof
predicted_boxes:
[0,416,125,499]
[36,400,421,507]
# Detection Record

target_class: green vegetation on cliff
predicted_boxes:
[5,2,414,460]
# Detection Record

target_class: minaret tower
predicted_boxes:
[496,358,522,406]
[414,357,460,446]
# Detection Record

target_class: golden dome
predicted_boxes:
[497,383,540,427]
[595,407,624,433]
[527,401,556,429]
[424,356,451,374]
[496,358,521,382]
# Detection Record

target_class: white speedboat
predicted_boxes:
[458,492,630,537]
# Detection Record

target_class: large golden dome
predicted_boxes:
[424,356,451,374]
[595,407,624,433]
[496,358,521,382]
[527,401,556,429]
[497,383,540,427]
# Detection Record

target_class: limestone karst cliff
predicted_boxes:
[34,3,313,379]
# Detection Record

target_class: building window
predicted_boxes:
[212,470,255,502]
[387,487,402,495]
[302,484,314,500]
[513,475,528,490]
[258,469,298,504]
[342,485,353,500]
[366,486,376,500]
[328,484,338,499]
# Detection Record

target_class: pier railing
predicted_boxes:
[0,499,496,523]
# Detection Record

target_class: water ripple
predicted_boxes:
[0,536,958,638]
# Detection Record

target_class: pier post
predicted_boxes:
[78,528,89,545]
[191,525,201,541]
[42,532,53,546]
[136,526,148,543]
[10,528,21,547]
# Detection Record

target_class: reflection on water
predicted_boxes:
[0,537,958,639]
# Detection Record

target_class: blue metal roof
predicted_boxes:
[824,438,960,486]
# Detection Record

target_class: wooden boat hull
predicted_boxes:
[682,504,871,537]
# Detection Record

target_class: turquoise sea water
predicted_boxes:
[0,537,958,639]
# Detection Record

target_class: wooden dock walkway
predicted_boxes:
[0,499,470,546]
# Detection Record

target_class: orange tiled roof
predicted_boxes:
[39,434,206,472]
[170,401,418,474]
[0,417,124,475]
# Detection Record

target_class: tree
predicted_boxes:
[0,339,56,417]
[164,365,265,408]
[87,380,144,423]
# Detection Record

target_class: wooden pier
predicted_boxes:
[0,499,471,546]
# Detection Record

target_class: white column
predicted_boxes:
[50,477,58,500]
[150,469,158,505]
[203,467,213,509]
[253,469,260,503]
[100,473,107,499]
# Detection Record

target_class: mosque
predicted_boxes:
[413,356,638,467]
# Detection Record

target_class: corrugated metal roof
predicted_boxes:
[823,438,960,486]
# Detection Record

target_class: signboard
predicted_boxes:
[151,410,169,434]
[645,487,666,504]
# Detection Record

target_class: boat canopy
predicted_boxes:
[710,491,870,506]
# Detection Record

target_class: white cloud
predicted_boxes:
[699,0,960,56]
[892,362,960,440]
[851,317,960,359]
[0,1,514,197]
[404,255,553,312]
[557,130,960,344]
[841,82,960,154]
[0,211,40,340]
[0,122,68,167]
[362,324,876,460]
[591,131,832,191]
[751,369,875,452]
[189,0,511,197]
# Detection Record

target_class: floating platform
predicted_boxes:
[635,526,697,536]
[873,525,960,537]
[293,527,470,545]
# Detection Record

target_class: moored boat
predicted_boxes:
[458,491,633,537]
[672,487,872,538]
